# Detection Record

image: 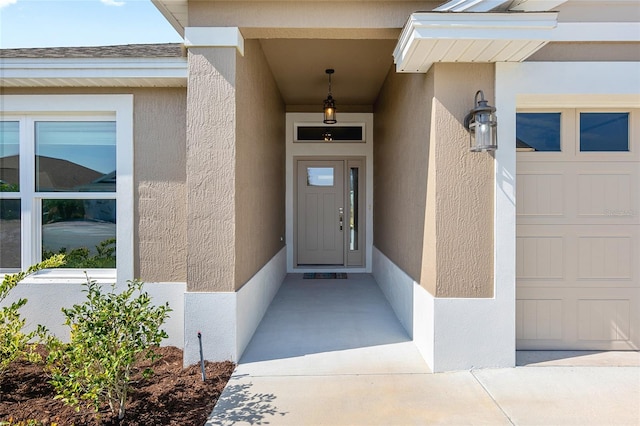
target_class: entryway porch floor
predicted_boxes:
[207,273,640,425]
[235,273,429,377]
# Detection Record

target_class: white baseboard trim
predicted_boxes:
[183,247,287,365]
[372,246,515,372]
[236,247,287,357]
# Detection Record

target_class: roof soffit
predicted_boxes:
[394,12,560,72]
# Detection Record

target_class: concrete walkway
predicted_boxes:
[207,274,640,425]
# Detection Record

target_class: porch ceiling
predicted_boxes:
[260,39,398,109]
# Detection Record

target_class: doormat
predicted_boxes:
[303,273,348,279]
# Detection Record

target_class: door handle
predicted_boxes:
[339,207,344,231]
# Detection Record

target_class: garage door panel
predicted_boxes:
[518,224,638,286]
[517,172,564,217]
[578,236,632,280]
[578,172,634,219]
[516,298,563,341]
[516,287,639,350]
[517,162,639,226]
[517,236,564,279]
[578,299,630,342]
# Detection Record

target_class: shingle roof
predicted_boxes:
[0,43,185,58]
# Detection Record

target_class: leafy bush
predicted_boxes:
[0,255,66,380]
[46,278,171,420]
[43,238,116,269]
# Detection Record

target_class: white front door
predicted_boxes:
[296,160,345,265]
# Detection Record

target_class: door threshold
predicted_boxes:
[292,266,368,273]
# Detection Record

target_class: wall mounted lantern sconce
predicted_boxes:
[323,69,337,124]
[464,90,497,152]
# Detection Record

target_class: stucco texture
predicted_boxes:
[431,63,494,298]
[186,47,238,292]
[373,67,433,289]
[185,42,285,292]
[187,1,441,36]
[235,39,286,290]
[1,87,188,282]
[373,63,495,298]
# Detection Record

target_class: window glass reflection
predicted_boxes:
[0,121,20,192]
[516,113,561,152]
[0,199,21,269]
[349,168,359,251]
[42,199,116,268]
[580,113,629,152]
[307,167,334,187]
[35,121,116,192]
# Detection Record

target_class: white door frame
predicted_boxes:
[285,113,374,273]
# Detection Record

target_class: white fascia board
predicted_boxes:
[184,27,245,56]
[394,12,558,69]
[0,57,187,85]
[394,12,640,73]
[151,0,186,37]
[508,0,568,11]
[435,0,510,12]
[435,0,567,11]
[396,12,558,48]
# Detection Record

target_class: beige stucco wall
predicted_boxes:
[556,2,640,22]
[186,47,237,292]
[373,66,433,289]
[133,89,187,282]
[235,39,286,290]
[528,42,640,62]
[373,63,494,298]
[185,42,285,292]
[187,1,441,38]
[431,63,494,298]
[1,87,188,282]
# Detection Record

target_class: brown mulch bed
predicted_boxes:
[0,347,235,425]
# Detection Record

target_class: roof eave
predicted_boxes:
[151,0,187,38]
[393,12,559,73]
[0,57,188,88]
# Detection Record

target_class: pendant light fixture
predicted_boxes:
[323,69,337,124]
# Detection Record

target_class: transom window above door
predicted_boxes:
[294,124,365,143]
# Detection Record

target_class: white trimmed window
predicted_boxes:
[0,95,133,281]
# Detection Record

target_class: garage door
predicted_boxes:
[516,109,639,350]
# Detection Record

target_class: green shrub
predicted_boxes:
[0,255,66,380]
[46,278,171,420]
[43,238,116,269]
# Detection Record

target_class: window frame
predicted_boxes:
[293,122,366,143]
[0,95,133,283]
[575,109,636,160]
[516,108,638,163]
